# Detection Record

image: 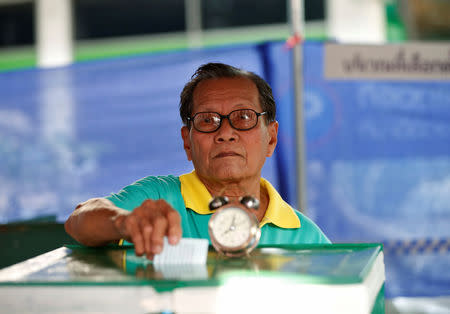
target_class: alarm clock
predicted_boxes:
[208,195,261,257]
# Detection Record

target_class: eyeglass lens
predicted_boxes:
[193,109,260,132]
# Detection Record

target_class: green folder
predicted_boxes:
[0,243,385,314]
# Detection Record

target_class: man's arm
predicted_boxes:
[64,198,182,259]
[64,198,126,246]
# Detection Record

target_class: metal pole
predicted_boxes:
[289,0,307,212]
[36,0,73,68]
[185,0,203,48]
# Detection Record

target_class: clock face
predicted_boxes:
[209,207,253,249]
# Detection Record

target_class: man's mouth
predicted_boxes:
[214,152,241,158]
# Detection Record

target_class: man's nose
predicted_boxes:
[215,118,237,142]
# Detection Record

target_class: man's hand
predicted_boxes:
[113,199,182,259]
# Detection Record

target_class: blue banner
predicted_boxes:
[268,41,450,298]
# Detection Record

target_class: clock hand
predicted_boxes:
[222,214,237,236]
[230,214,236,228]
[222,228,231,236]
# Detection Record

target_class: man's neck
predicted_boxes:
[197,174,269,222]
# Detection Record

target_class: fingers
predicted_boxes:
[151,215,168,254]
[149,200,182,253]
[118,199,182,258]
[125,215,145,256]
[166,210,182,245]
[143,224,153,258]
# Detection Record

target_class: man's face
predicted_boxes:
[181,77,278,184]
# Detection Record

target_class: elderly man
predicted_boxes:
[65,63,330,259]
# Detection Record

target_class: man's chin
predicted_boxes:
[210,166,246,182]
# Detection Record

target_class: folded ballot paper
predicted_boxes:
[153,237,209,265]
[114,237,210,280]
[0,242,385,314]
[152,237,209,280]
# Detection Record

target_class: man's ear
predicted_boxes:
[266,121,278,157]
[181,126,192,161]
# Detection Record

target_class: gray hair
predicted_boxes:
[179,62,276,125]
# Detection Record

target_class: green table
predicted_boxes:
[0,243,385,314]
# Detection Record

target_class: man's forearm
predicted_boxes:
[64,198,128,246]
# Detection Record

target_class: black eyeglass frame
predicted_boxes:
[186,109,268,133]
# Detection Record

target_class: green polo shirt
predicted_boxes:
[106,171,330,245]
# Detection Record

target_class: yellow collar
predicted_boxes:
[179,171,300,229]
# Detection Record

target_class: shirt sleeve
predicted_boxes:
[105,175,181,212]
[297,212,332,244]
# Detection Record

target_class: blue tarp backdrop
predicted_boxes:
[269,41,450,298]
[0,41,449,298]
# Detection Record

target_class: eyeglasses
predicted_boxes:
[187,109,267,133]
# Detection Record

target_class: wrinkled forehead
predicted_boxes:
[192,77,261,113]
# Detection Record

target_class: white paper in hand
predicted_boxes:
[153,237,209,265]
